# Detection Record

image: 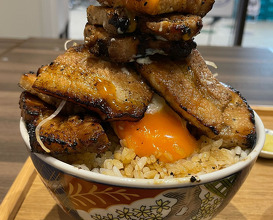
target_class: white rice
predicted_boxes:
[56,135,250,179]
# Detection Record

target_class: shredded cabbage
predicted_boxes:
[35,39,74,153]
[35,100,66,153]
[64,39,73,51]
[205,60,218,69]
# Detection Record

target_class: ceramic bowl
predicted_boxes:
[20,112,265,220]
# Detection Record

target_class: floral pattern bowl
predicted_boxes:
[20,112,265,220]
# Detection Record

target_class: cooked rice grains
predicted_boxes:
[56,135,250,180]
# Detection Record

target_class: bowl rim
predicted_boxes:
[20,112,265,189]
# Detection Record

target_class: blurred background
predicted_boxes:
[0,0,272,48]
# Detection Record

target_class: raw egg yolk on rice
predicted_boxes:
[112,95,198,163]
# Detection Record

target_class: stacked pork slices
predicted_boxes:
[19,0,257,168]
[84,0,214,63]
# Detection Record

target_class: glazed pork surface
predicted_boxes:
[32,44,153,121]
[136,49,256,148]
[84,23,197,62]
[84,24,140,62]
[138,14,203,41]
[87,5,137,35]
[19,92,110,155]
[97,0,215,16]
[19,72,88,115]
[87,5,203,41]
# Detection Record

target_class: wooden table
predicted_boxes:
[0,37,273,219]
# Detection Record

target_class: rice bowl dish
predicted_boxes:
[18,0,265,218]
[20,113,264,220]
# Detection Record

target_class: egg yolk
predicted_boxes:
[124,0,159,15]
[112,103,197,163]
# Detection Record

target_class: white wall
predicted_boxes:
[207,0,235,17]
[0,0,69,38]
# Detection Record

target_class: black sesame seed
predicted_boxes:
[190,176,197,182]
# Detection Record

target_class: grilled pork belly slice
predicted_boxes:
[19,72,55,105]
[19,72,88,115]
[136,49,256,148]
[84,24,140,63]
[87,5,137,35]
[19,92,110,154]
[97,0,215,17]
[144,35,197,59]
[84,23,196,62]
[32,44,153,121]
[139,14,203,41]
[87,6,202,41]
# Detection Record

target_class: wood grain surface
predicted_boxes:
[0,158,36,220]
[0,38,67,203]
[0,38,273,214]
